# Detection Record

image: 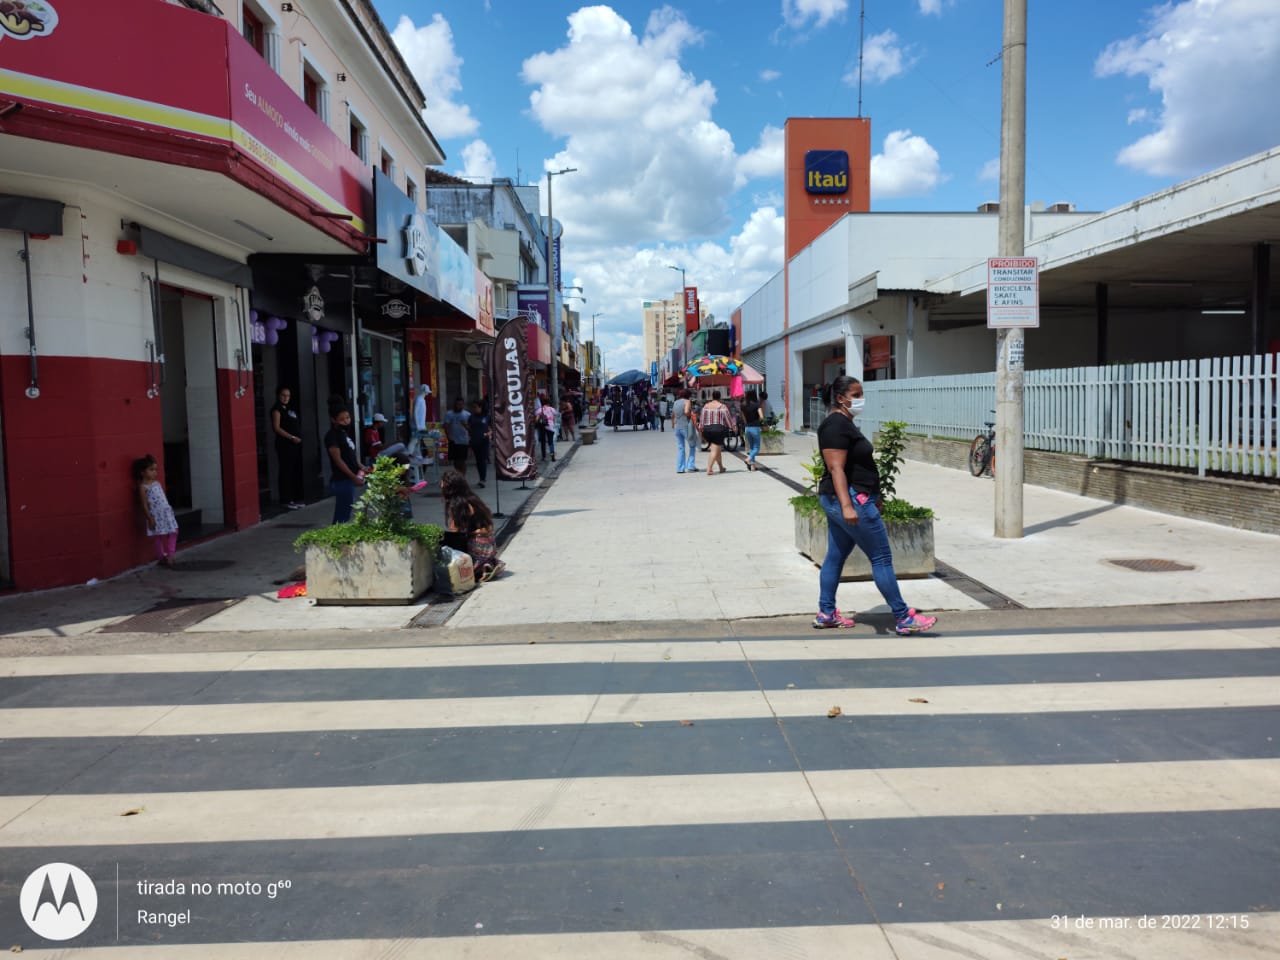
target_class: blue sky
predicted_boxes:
[375,0,1280,374]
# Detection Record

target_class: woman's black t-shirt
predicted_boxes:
[272,402,300,446]
[323,426,361,479]
[816,412,880,498]
[741,401,762,427]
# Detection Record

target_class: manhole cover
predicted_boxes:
[102,597,242,633]
[1105,558,1195,573]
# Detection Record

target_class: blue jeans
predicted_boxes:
[745,426,762,463]
[818,491,909,620]
[332,477,356,524]
[539,426,556,459]
[675,426,697,471]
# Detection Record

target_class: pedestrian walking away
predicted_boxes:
[443,397,471,475]
[536,394,558,461]
[672,388,698,473]
[468,400,491,487]
[324,402,365,524]
[813,374,937,635]
[133,454,179,567]
[741,390,763,470]
[698,390,734,475]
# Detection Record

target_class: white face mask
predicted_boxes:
[844,397,866,417]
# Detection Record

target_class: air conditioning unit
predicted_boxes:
[977,202,1000,213]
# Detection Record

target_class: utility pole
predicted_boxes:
[994,0,1027,538]
[546,166,576,409]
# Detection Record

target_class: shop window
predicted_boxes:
[303,61,329,124]
[241,0,279,71]
[242,6,264,55]
[349,112,369,164]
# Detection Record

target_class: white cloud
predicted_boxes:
[842,29,910,86]
[1126,108,1150,125]
[390,14,478,140]
[783,0,848,29]
[729,206,784,273]
[1095,0,1280,176]
[735,125,784,187]
[978,157,1000,182]
[521,6,737,246]
[456,140,498,181]
[918,0,943,14]
[759,69,781,82]
[870,129,947,198]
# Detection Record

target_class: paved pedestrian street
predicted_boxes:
[2,613,1278,958]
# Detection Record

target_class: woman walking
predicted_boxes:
[741,390,763,471]
[698,390,734,475]
[672,389,698,473]
[813,375,937,634]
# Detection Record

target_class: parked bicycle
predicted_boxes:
[969,417,996,477]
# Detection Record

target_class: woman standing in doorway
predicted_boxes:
[813,375,937,634]
[270,386,304,509]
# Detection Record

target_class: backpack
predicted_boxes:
[536,410,549,429]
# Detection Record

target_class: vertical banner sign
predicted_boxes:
[987,257,1040,328]
[684,286,700,336]
[489,317,538,481]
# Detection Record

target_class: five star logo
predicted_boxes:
[20,863,97,940]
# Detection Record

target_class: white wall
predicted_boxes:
[787,220,849,324]
[740,269,784,349]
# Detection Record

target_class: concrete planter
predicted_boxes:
[794,504,935,580]
[759,432,786,456]
[305,540,433,605]
[580,426,597,445]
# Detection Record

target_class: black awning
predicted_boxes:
[138,225,253,288]
[0,194,65,236]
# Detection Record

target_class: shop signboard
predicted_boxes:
[684,286,699,335]
[0,0,371,233]
[373,170,477,320]
[489,317,538,481]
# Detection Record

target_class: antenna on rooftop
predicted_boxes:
[857,0,866,118]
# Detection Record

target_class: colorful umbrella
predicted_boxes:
[685,355,742,377]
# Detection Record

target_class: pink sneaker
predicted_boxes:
[895,609,937,635]
[812,610,856,629]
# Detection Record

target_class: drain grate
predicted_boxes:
[103,597,242,633]
[1105,557,1195,573]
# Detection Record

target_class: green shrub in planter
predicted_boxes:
[295,456,443,558]
[296,456,445,604]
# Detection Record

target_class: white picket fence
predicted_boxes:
[855,353,1278,479]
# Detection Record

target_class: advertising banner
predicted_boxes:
[684,286,700,335]
[489,317,538,481]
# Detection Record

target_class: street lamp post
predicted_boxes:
[546,166,577,410]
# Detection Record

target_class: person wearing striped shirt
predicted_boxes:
[698,390,735,475]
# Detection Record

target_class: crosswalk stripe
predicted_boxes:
[4,626,1278,676]
[3,759,1278,847]
[3,675,1278,738]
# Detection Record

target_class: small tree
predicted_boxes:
[296,455,443,557]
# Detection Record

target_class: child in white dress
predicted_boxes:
[133,455,179,568]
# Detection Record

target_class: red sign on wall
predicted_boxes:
[684,286,700,336]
